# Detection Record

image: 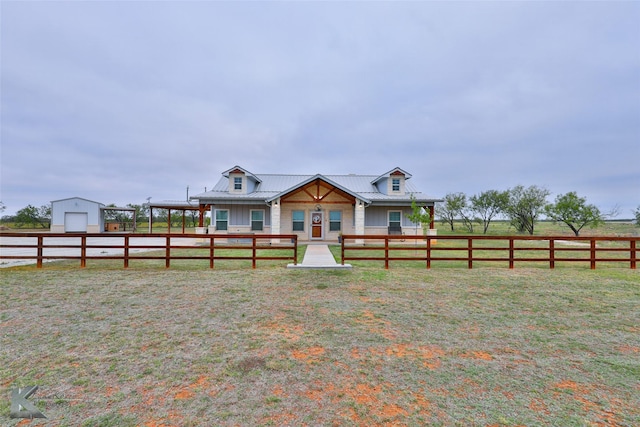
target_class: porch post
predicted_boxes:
[198,205,205,227]
[429,205,435,229]
[195,204,207,235]
[427,205,437,242]
[355,198,365,244]
[271,198,281,244]
[208,205,215,234]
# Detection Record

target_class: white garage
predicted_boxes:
[51,197,104,233]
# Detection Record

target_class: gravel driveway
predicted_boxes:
[0,235,200,267]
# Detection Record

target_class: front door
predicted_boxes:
[311,212,323,239]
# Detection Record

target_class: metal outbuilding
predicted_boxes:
[51,197,136,233]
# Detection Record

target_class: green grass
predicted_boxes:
[437,219,639,237]
[1,267,638,426]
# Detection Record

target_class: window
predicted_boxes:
[329,211,342,231]
[234,177,242,191]
[392,178,400,192]
[388,211,402,228]
[251,210,264,231]
[292,210,304,231]
[215,210,228,231]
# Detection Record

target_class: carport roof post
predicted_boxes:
[146,200,205,233]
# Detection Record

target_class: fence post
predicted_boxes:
[509,238,514,269]
[385,236,389,270]
[549,239,555,269]
[80,235,87,268]
[631,240,637,270]
[467,238,473,269]
[165,236,171,269]
[209,236,215,269]
[590,238,596,270]
[37,236,43,268]
[124,235,129,268]
[426,236,431,269]
[293,236,298,265]
[252,235,257,269]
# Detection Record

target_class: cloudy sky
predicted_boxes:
[2,1,639,217]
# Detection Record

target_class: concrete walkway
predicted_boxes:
[287,244,352,269]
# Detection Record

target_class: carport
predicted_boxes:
[147,201,212,234]
[101,206,137,232]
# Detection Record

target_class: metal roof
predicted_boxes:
[147,200,200,209]
[265,174,370,203]
[370,167,412,184]
[191,170,441,205]
[51,196,105,206]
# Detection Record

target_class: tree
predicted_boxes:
[635,206,640,226]
[104,204,132,224]
[436,192,467,232]
[469,190,509,234]
[14,204,51,229]
[155,209,169,224]
[0,201,10,225]
[459,207,477,233]
[126,204,147,222]
[405,196,431,235]
[544,192,604,236]
[503,185,550,235]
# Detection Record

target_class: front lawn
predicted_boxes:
[1,267,638,426]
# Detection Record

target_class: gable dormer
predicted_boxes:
[388,170,406,195]
[371,167,412,196]
[222,166,261,195]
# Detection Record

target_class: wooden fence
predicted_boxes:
[0,233,298,269]
[340,235,638,269]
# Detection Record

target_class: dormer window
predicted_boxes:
[372,168,411,196]
[223,166,261,195]
[229,171,246,193]
[389,173,405,195]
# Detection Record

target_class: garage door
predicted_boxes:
[64,212,88,232]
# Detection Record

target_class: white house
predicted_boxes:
[190,166,442,242]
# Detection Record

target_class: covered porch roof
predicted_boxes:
[266,174,371,204]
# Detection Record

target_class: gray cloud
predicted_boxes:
[1,1,638,216]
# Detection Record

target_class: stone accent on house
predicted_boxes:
[355,198,365,244]
[270,198,281,243]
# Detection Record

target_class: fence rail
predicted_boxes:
[340,235,638,269]
[0,233,298,269]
